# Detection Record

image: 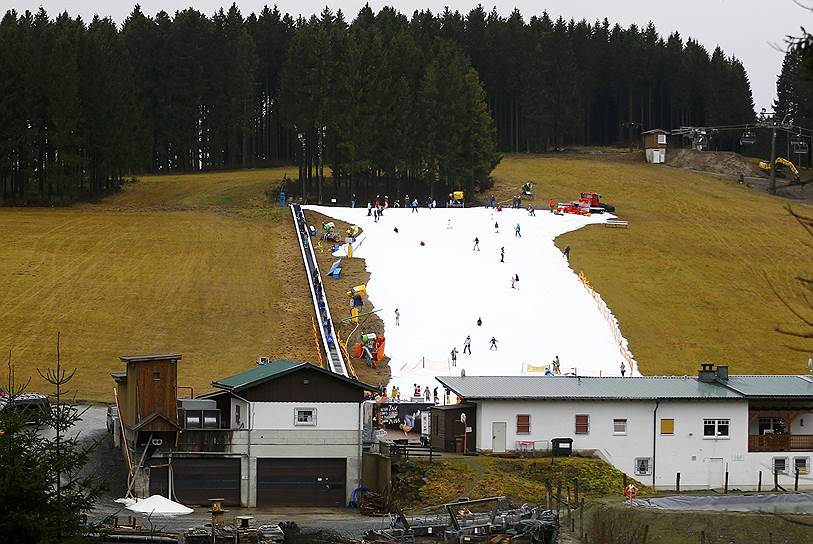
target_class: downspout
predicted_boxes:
[652,400,660,489]
[229,391,253,507]
[358,401,363,492]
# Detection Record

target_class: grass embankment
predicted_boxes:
[0,168,316,401]
[488,153,813,376]
[395,456,644,509]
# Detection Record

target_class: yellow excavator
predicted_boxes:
[759,157,801,182]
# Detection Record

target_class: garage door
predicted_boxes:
[150,458,241,506]
[257,458,346,507]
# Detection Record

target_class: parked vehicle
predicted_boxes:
[0,391,50,424]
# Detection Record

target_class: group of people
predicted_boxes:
[386,384,442,403]
[449,333,498,367]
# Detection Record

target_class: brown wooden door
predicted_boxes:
[256,458,346,507]
[151,457,241,506]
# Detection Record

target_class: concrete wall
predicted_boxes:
[252,402,359,430]
[362,451,392,493]
[227,401,363,506]
[475,398,813,490]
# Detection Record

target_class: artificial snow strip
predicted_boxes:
[305,205,640,396]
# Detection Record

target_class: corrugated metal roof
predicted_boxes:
[434,375,813,400]
[723,375,813,397]
[213,360,306,390]
[119,353,182,363]
[212,359,376,393]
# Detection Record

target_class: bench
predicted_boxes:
[605,219,629,228]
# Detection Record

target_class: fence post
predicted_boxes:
[795,467,799,492]
[574,478,579,503]
[579,498,585,540]
[774,468,779,491]
[758,470,762,492]
[545,480,552,510]
[556,481,562,514]
[724,471,729,494]
[676,472,680,493]
[623,472,628,489]
[700,530,706,544]
[642,525,649,544]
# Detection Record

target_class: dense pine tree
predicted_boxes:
[0,4,761,204]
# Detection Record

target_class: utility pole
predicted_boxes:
[769,123,778,195]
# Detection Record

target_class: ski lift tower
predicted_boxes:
[756,109,792,195]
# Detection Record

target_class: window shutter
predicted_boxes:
[517,415,530,434]
[660,418,674,435]
[575,415,589,434]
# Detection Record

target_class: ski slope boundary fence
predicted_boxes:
[290,204,349,377]
[578,271,639,376]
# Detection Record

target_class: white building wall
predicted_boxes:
[475,398,813,490]
[226,401,363,507]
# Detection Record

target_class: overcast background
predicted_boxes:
[9,1,813,112]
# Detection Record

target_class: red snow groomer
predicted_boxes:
[556,192,615,215]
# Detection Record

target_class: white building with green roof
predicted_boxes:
[436,364,813,491]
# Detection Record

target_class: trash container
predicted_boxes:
[454,436,464,453]
[551,437,573,457]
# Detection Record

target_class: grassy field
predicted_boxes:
[4,153,810,400]
[489,153,813,376]
[394,456,645,509]
[0,168,316,401]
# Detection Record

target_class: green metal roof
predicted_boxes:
[212,359,376,393]
[723,375,813,397]
[436,375,813,401]
[212,360,307,390]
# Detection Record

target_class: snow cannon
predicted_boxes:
[346,285,366,298]
[322,221,335,233]
[361,332,377,344]
[449,191,465,208]
[346,225,360,237]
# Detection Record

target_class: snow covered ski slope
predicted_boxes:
[305,205,638,395]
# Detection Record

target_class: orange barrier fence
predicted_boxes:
[311,316,325,369]
[578,271,638,375]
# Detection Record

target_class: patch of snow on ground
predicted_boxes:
[305,205,638,396]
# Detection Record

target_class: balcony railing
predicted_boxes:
[748,434,813,452]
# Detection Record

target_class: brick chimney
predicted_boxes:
[698,363,729,382]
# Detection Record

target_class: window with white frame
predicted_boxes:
[294,407,316,426]
[235,404,242,427]
[703,419,730,438]
[794,457,810,475]
[634,457,651,475]
[773,457,788,474]
[613,419,627,435]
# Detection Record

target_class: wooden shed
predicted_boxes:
[642,129,668,164]
[430,403,477,453]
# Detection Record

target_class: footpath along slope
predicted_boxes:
[305,205,636,394]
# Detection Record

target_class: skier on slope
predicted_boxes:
[411,199,419,213]
[489,337,499,351]
[500,247,505,263]
[451,347,458,367]
[515,223,521,237]
[473,237,480,251]
[463,335,472,355]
